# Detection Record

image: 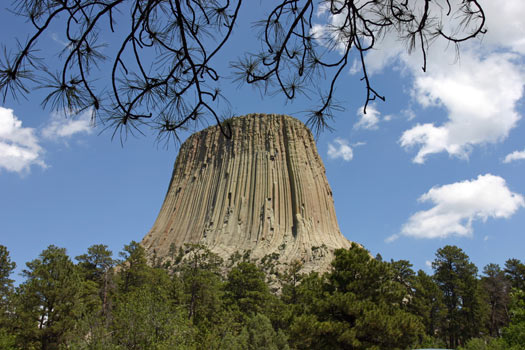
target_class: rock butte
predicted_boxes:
[142,114,352,272]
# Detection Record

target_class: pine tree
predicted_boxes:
[76,244,116,317]
[502,289,525,349]
[111,284,196,350]
[288,244,424,350]
[0,245,16,349]
[481,264,511,336]
[504,259,525,291]
[178,244,224,326]
[432,245,486,348]
[225,262,273,318]
[117,241,151,293]
[410,270,446,341]
[15,245,90,350]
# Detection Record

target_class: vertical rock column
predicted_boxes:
[142,114,351,272]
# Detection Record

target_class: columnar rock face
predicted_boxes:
[142,114,351,272]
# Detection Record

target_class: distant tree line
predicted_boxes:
[0,242,524,350]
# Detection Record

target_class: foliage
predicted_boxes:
[288,244,424,350]
[0,245,15,301]
[481,264,511,337]
[117,240,151,293]
[502,289,525,349]
[1,242,524,349]
[225,261,275,320]
[0,0,486,139]
[14,245,94,350]
[76,244,116,317]
[111,286,196,350]
[244,314,289,350]
[458,337,508,350]
[432,245,486,348]
[504,259,525,291]
[0,328,17,350]
[411,269,447,338]
[0,245,16,330]
[177,244,224,326]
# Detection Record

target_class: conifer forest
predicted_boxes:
[0,242,524,350]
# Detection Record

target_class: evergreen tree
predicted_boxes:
[225,261,273,318]
[410,270,446,340]
[390,259,416,296]
[0,245,15,324]
[76,244,116,317]
[289,244,423,350]
[481,264,510,337]
[178,244,224,326]
[458,336,507,350]
[0,245,16,350]
[280,260,304,306]
[14,245,91,350]
[502,289,525,349]
[504,258,525,291]
[117,241,151,293]
[329,245,405,305]
[111,284,196,350]
[244,314,289,350]
[432,245,485,348]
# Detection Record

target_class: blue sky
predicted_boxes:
[1,1,524,282]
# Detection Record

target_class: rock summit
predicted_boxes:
[142,114,352,272]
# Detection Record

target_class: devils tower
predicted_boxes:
[142,114,351,272]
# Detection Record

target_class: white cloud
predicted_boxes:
[425,260,432,269]
[392,174,524,240]
[311,3,351,54]
[355,105,381,130]
[42,109,93,140]
[503,149,525,163]
[400,53,523,163]
[349,59,360,75]
[479,0,525,54]
[402,109,416,121]
[327,138,353,161]
[0,107,46,173]
[355,0,525,163]
[50,33,69,48]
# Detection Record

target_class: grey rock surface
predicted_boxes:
[142,114,352,272]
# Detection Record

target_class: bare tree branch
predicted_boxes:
[0,0,485,141]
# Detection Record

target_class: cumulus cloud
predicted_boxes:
[354,0,525,163]
[0,107,95,175]
[355,105,381,130]
[42,109,93,140]
[503,149,525,163]
[391,174,524,241]
[311,3,351,54]
[479,0,525,54]
[0,107,46,173]
[313,2,525,162]
[327,138,353,161]
[400,53,523,163]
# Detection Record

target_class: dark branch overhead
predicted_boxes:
[0,0,485,141]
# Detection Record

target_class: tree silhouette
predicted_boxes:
[1,0,485,140]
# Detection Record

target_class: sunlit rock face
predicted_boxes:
[142,114,351,272]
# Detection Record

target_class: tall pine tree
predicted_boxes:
[432,245,485,348]
[15,245,92,350]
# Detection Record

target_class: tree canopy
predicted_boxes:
[1,0,486,140]
[0,242,524,349]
